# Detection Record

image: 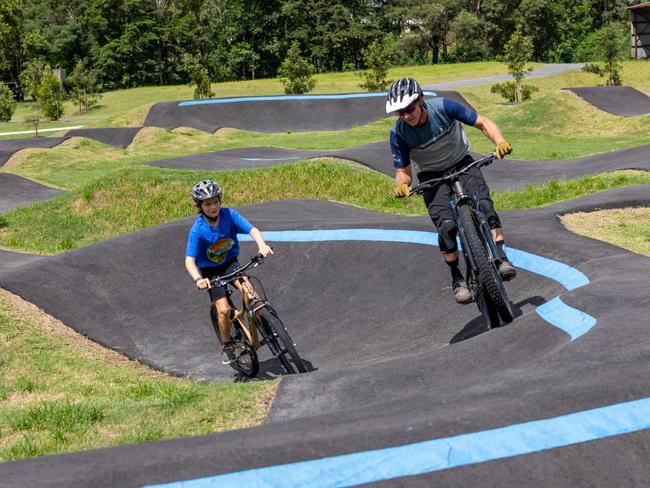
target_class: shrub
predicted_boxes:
[182,54,214,99]
[37,66,64,121]
[19,59,45,101]
[0,83,17,122]
[492,28,536,103]
[68,62,102,113]
[580,22,627,86]
[491,81,539,103]
[358,39,393,92]
[278,41,316,95]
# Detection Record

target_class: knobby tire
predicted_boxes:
[457,203,513,328]
[257,308,306,374]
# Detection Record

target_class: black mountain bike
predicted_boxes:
[207,255,306,377]
[410,153,514,329]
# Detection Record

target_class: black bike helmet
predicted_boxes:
[386,77,423,113]
[191,179,223,202]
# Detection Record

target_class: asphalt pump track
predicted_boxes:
[0,128,141,166]
[568,86,650,116]
[147,141,650,192]
[2,85,650,486]
[2,188,650,486]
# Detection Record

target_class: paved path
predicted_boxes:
[424,63,584,90]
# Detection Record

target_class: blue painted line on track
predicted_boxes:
[505,247,588,291]
[238,228,594,340]
[240,157,301,161]
[144,396,650,488]
[536,296,597,341]
[178,92,437,107]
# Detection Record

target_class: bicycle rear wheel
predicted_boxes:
[210,307,259,377]
[256,307,306,374]
[457,203,513,328]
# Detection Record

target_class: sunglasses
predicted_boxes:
[396,100,418,116]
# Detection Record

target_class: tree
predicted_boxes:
[281,0,379,72]
[278,41,316,95]
[19,59,45,101]
[68,61,102,113]
[358,39,393,92]
[0,0,24,80]
[581,21,627,86]
[447,9,486,62]
[36,65,64,120]
[227,43,260,80]
[387,0,463,64]
[0,83,17,122]
[491,27,538,102]
[181,53,214,100]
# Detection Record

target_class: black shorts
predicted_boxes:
[418,155,494,230]
[200,257,239,302]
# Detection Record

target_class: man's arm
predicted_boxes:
[395,166,412,187]
[473,114,512,159]
[473,115,506,145]
[391,128,413,197]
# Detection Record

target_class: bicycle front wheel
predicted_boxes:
[256,308,306,374]
[457,203,513,328]
[210,306,259,377]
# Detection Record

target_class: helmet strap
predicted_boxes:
[199,208,220,224]
[415,97,427,126]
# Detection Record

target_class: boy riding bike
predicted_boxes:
[184,179,273,364]
[387,77,517,304]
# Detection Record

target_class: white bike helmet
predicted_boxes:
[386,77,423,113]
[191,179,223,202]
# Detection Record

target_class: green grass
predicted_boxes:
[2,120,395,190]
[492,170,650,210]
[2,160,649,255]
[0,290,276,461]
[462,62,650,159]
[562,206,650,256]
[0,160,419,254]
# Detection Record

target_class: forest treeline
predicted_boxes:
[0,0,638,90]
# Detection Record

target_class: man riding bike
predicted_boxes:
[387,77,516,304]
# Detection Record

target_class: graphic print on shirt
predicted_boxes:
[207,238,234,264]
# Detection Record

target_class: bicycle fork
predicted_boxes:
[452,180,506,264]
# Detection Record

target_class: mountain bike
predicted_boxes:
[410,153,514,329]
[207,255,306,377]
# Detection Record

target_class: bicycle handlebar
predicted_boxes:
[207,254,265,289]
[409,153,496,196]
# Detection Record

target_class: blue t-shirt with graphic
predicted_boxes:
[185,208,254,268]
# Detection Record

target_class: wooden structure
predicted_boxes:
[630,2,650,59]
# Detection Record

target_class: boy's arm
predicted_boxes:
[185,256,210,289]
[249,227,273,257]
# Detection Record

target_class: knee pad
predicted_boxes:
[478,199,501,229]
[438,219,458,253]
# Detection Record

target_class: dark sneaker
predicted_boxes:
[221,342,237,365]
[499,260,517,281]
[452,279,473,304]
